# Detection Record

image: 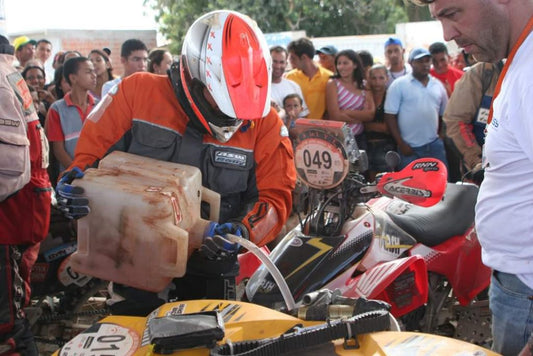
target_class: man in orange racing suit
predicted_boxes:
[56,11,296,315]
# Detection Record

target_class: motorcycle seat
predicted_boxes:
[386,183,478,247]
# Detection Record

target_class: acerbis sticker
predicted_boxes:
[59,323,139,356]
[383,178,431,198]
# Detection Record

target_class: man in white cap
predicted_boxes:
[384,47,448,169]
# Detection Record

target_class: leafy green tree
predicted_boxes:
[400,0,432,22]
[147,0,210,53]
[146,0,413,53]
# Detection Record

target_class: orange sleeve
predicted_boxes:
[68,79,136,171]
[45,106,65,142]
[241,109,296,246]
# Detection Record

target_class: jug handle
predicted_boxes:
[76,220,90,255]
[201,187,221,222]
[159,226,189,278]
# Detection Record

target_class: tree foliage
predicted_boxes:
[145,0,421,54]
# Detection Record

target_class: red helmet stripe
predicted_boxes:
[222,14,269,120]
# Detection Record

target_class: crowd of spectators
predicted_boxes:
[10,36,173,187]
[12,33,489,190]
[274,36,487,181]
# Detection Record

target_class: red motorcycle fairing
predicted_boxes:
[245,218,373,309]
[236,246,270,285]
[324,256,428,317]
[383,182,490,306]
[245,205,427,314]
[410,228,490,306]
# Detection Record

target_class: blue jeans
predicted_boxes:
[398,138,448,170]
[489,271,533,356]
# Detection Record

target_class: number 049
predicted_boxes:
[303,149,332,169]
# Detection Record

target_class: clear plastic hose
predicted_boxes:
[227,234,296,311]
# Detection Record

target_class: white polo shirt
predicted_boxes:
[475,32,533,289]
[384,73,448,147]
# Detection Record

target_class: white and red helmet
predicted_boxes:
[179,10,272,142]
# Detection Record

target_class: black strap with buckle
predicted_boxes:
[210,309,390,356]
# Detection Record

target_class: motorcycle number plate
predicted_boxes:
[294,129,348,189]
[60,323,139,355]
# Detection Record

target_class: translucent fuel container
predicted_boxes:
[71,151,220,292]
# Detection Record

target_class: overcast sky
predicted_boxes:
[3,0,158,34]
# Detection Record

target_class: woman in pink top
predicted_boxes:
[325,49,375,149]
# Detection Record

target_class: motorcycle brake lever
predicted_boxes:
[359,186,378,194]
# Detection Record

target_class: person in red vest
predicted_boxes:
[0,34,51,356]
[429,42,464,97]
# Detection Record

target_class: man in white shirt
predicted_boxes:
[414,1,533,355]
[269,46,308,118]
[35,39,53,83]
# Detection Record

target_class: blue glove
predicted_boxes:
[199,222,246,261]
[56,167,90,219]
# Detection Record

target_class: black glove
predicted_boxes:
[56,167,90,219]
[199,222,248,261]
[472,168,485,185]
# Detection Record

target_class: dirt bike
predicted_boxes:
[245,119,492,345]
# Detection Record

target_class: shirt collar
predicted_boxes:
[64,92,96,107]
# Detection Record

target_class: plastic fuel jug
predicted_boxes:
[71,151,220,292]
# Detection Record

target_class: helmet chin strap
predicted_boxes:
[169,61,209,134]
[170,60,245,143]
[209,120,243,143]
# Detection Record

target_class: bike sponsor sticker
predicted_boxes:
[43,241,77,262]
[386,200,412,215]
[258,279,277,294]
[411,161,439,172]
[289,237,303,247]
[57,257,92,287]
[383,178,431,198]
[59,323,139,356]
[167,304,186,316]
